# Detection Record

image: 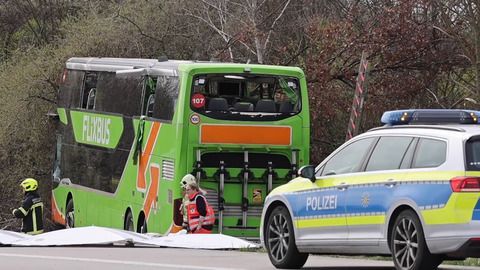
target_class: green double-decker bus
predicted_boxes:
[51,57,310,238]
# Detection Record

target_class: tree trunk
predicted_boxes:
[254,35,263,64]
[476,19,480,96]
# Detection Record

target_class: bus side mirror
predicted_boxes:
[46,111,59,120]
[299,165,316,182]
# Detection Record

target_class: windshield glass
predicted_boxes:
[190,74,301,121]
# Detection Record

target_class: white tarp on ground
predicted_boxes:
[11,226,154,247]
[143,233,259,250]
[0,230,31,245]
[1,226,260,250]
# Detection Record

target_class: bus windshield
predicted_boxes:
[190,74,301,120]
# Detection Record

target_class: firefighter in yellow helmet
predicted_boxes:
[12,178,44,235]
[180,174,197,231]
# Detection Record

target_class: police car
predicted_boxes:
[260,109,480,270]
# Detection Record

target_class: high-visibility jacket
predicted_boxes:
[12,191,44,235]
[187,192,215,233]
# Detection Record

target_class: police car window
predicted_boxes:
[400,138,418,169]
[412,138,446,168]
[366,136,413,171]
[466,138,480,171]
[321,137,376,176]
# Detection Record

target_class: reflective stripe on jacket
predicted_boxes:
[187,192,215,233]
[13,191,44,235]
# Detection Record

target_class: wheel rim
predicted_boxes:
[66,210,74,228]
[126,217,134,231]
[140,222,147,233]
[393,217,419,269]
[267,211,290,262]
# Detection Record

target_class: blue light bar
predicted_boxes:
[381,109,480,126]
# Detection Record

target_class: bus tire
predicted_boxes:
[140,219,148,234]
[137,212,147,233]
[125,211,134,231]
[65,199,75,229]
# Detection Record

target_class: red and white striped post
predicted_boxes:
[346,52,369,141]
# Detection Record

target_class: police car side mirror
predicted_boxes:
[299,165,316,182]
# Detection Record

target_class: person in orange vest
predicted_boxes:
[185,181,215,234]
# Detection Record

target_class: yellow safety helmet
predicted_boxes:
[20,178,38,192]
[180,174,196,189]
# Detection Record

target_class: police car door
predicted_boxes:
[345,136,414,245]
[303,137,377,243]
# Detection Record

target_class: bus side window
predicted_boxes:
[81,72,98,109]
[95,72,142,116]
[146,94,155,117]
[86,88,96,110]
[152,75,179,121]
[58,70,83,109]
[143,76,157,116]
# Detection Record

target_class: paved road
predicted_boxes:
[0,247,478,270]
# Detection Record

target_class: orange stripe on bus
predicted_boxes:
[51,195,65,226]
[137,122,161,190]
[201,125,291,146]
[143,165,160,219]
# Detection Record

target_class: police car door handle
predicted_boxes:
[384,179,397,188]
[337,182,349,191]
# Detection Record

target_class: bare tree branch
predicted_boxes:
[116,13,164,44]
[425,87,445,108]
[263,0,291,53]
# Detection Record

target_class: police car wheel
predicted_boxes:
[265,205,308,269]
[391,210,443,270]
[65,199,75,229]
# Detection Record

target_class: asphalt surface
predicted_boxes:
[0,247,479,270]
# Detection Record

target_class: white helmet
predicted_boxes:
[180,174,196,189]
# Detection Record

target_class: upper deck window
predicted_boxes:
[152,75,179,121]
[94,72,143,116]
[58,69,83,108]
[81,72,98,109]
[190,74,301,121]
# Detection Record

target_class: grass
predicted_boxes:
[445,258,480,266]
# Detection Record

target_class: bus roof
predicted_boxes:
[66,57,303,75]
